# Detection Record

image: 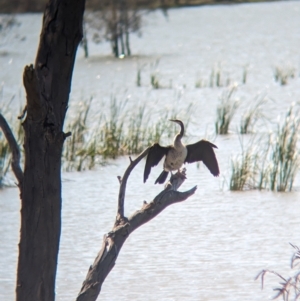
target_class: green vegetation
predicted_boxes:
[274,65,296,85]
[230,105,300,192]
[268,105,300,191]
[230,136,258,191]
[1,91,192,178]
[240,94,267,134]
[215,85,239,135]
[195,65,248,88]
[150,73,161,89]
[62,96,193,171]
[1,59,299,192]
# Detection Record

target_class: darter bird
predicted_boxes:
[144,119,220,184]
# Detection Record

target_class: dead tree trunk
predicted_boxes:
[76,148,197,301]
[0,1,85,300]
[125,30,131,56]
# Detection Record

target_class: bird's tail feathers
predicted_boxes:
[155,171,169,184]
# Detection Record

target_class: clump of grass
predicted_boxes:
[215,85,239,135]
[240,94,267,134]
[196,65,248,89]
[209,65,230,88]
[267,105,300,191]
[230,135,260,190]
[149,58,161,89]
[63,97,94,171]
[209,66,226,87]
[229,104,300,192]
[274,65,296,85]
[100,96,127,159]
[150,73,160,89]
[256,243,300,301]
[195,77,204,88]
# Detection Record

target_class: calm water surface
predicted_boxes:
[1,1,300,300]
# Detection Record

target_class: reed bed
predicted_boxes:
[62,96,193,171]
[0,91,192,175]
[230,105,300,191]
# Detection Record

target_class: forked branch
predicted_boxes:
[0,113,23,186]
[77,152,197,301]
[116,146,151,221]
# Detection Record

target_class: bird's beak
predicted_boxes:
[169,119,181,125]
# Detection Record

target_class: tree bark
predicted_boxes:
[16,1,85,301]
[77,148,197,301]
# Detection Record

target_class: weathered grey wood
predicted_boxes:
[16,1,85,301]
[77,148,197,301]
[117,147,150,220]
[0,113,23,186]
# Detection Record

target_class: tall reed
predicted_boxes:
[215,85,239,135]
[268,106,300,191]
[240,94,267,134]
[63,97,94,171]
[230,136,259,190]
[229,105,300,192]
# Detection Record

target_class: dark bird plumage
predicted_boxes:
[143,119,220,184]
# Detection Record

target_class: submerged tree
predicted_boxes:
[84,0,167,58]
[84,0,142,58]
[0,0,85,300]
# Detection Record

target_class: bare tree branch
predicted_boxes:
[77,155,197,301]
[116,146,151,221]
[0,113,23,186]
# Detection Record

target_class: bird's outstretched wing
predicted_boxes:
[144,143,169,183]
[185,140,220,176]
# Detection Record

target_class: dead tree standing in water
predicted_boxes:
[0,0,85,300]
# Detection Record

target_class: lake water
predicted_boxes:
[1,1,300,300]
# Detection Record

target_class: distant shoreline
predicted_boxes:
[0,0,283,14]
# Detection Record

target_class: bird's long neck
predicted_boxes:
[177,120,184,138]
[174,121,185,148]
